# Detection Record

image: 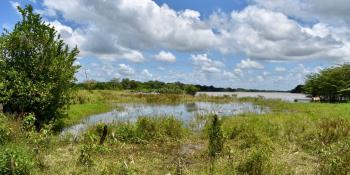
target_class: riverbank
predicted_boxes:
[1,90,350,174]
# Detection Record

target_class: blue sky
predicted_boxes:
[1,0,350,90]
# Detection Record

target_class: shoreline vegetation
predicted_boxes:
[2,90,350,174]
[65,90,237,127]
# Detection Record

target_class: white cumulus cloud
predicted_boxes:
[237,58,264,69]
[192,54,224,73]
[154,51,176,62]
[118,64,135,76]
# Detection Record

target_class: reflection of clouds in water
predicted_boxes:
[62,102,269,136]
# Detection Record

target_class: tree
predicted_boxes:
[0,5,80,128]
[184,85,199,95]
[290,84,304,93]
[304,64,350,102]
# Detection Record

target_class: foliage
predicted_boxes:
[76,79,201,95]
[0,114,11,145]
[22,113,36,132]
[75,78,287,95]
[0,147,35,175]
[304,64,350,102]
[0,5,79,128]
[290,84,304,93]
[84,116,186,144]
[208,115,224,158]
[77,145,94,167]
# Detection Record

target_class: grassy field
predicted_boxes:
[1,90,350,174]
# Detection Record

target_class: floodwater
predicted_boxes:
[62,102,268,135]
[196,92,311,102]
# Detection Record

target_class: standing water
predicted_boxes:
[62,102,268,135]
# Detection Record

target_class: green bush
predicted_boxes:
[0,147,35,175]
[0,5,79,128]
[22,113,36,132]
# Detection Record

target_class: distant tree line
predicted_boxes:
[304,64,350,102]
[75,78,288,95]
[76,79,200,95]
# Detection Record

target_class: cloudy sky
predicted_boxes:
[1,0,350,90]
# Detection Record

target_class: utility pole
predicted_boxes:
[84,68,88,81]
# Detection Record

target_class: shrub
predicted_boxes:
[22,113,36,132]
[0,5,79,128]
[0,147,35,175]
[207,115,224,158]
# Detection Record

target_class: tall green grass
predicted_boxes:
[64,103,113,126]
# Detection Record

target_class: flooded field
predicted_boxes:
[196,92,311,102]
[62,102,268,135]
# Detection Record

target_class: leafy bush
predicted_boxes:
[0,5,79,128]
[22,113,36,132]
[0,147,35,175]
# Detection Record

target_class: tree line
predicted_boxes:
[75,78,288,95]
[76,79,199,95]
